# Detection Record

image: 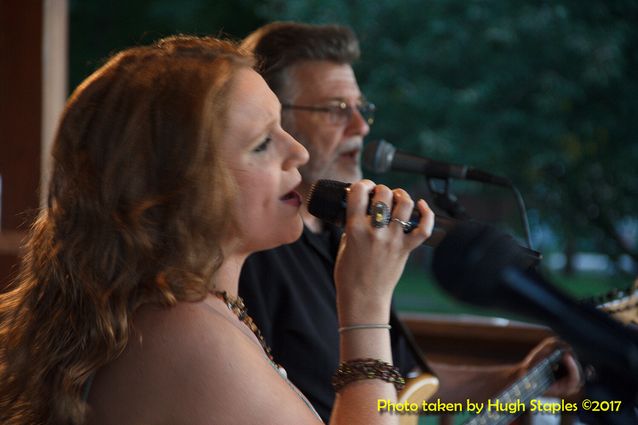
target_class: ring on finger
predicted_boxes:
[392,217,415,233]
[370,201,391,228]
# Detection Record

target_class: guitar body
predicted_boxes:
[398,373,440,425]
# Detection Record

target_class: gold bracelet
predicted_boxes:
[338,324,391,333]
[332,358,405,392]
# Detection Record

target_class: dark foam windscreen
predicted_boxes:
[306,179,351,226]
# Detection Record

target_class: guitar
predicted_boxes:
[398,373,440,425]
[394,309,441,425]
[596,285,638,326]
[394,285,638,425]
[460,285,638,425]
[462,349,563,425]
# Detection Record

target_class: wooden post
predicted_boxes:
[0,0,67,289]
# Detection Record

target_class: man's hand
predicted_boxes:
[520,337,583,398]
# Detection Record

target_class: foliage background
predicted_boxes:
[69,0,638,314]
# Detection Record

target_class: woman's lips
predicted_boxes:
[280,190,302,207]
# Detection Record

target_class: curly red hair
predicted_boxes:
[0,35,252,425]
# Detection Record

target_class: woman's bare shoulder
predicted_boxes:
[130,295,235,352]
[87,296,321,425]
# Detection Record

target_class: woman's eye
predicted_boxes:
[253,137,272,153]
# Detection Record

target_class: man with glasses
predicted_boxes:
[238,22,417,422]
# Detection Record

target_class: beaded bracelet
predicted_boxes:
[332,358,405,393]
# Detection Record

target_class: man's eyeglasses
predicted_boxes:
[281,101,375,126]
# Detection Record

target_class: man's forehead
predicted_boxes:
[290,60,356,82]
[288,60,361,101]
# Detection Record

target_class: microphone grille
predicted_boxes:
[306,179,350,226]
[362,139,396,173]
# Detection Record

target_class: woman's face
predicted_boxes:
[220,68,309,254]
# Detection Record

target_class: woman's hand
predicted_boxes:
[333,180,434,325]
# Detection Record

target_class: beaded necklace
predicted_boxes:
[213,290,278,366]
[213,291,321,419]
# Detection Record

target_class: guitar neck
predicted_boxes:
[463,349,563,425]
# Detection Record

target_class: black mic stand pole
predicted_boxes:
[389,309,436,377]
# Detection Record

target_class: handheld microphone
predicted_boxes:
[306,179,541,268]
[307,179,449,247]
[431,221,638,395]
[363,139,511,187]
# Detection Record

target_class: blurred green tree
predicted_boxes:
[258,0,638,274]
[69,0,638,275]
[69,0,265,89]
